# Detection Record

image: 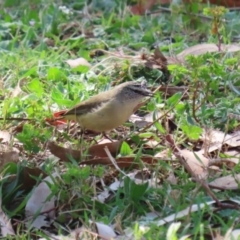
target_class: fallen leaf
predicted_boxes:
[0,198,15,237]
[195,0,240,7]
[80,156,157,168]
[48,141,81,162]
[88,140,122,158]
[152,200,216,226]
[154,149,177,160]
[143,48,168,71]
[216,150,240,168]
[95,188,111,203]
[201,130,240,153]
[144,139,159,148]
[48,140,122,161]
[66,57,91,68]
[129,0,171,15]
[177,43,240,60]
[209,174,240,190]
[0,131,11,143]
[22,167,48,191]
[0,151,19,169]
[25,174,58,229]
[178,149,209,178]
[93,222,117,240]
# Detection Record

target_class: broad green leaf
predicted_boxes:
[166,93,182,107]
[27,78,44,97]
[139,132,157,139]
[47,67,66,81]
[181,124,202,140]
[51,88,74,106]
[124,177,148,202]
[120,141,132,156]
[154,121,166,134]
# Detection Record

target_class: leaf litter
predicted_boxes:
[2,2,240,239]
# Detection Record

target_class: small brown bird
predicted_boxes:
[59,81,152,133]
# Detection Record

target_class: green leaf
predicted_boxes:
[166,93,182,107]
[139,132,156,138]
[47,67,66,81]
[181,124,202,140]
[51,88,75,106]
[27,78,44,97]
[124,177,148,202]
[71,65,90,73]
[153,111,166,134]
[154,121,166,134]
[120,141,132,156]
[22,66,38,78]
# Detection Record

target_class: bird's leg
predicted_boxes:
[79,128,84,145]
[79,128,85,157]
[102,132,114,142]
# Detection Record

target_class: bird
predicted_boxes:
[58,81,153,133]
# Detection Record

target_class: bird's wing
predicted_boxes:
[63,93,113,117]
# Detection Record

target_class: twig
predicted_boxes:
[104,146,127,176]
[166,135,240,210]
[0,117,32,121]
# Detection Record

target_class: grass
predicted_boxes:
[1,0,240,239]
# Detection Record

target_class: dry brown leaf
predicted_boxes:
[22,167,48,191]
[177,43,240,60]
[88,140,122,158]
[166,172,178,185]
[154,149,176,160]
[48,141,81,162]
[25,174,57,229]
[144,139,159,148]
[150,200,216,226]
[2,167,47,193]
[144,48,168,70]
[48,140,122,161]
[95,188,111,203]
[66,57,91,68]
[80,156,157,168]
[129,114,149,128]
[153,47,167,64]
[0,131,11,143]
[178,149,209,178]
[0,151,19,168]
[201,130,240,153]
[209,174,240,190]
[93,222,117,240]
[129,0,163,15]
[145,199,240,228]
[0,198,15,237]
[224,132,240,147]
[218,150,240,167]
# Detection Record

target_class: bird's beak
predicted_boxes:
[144,90,154,97]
